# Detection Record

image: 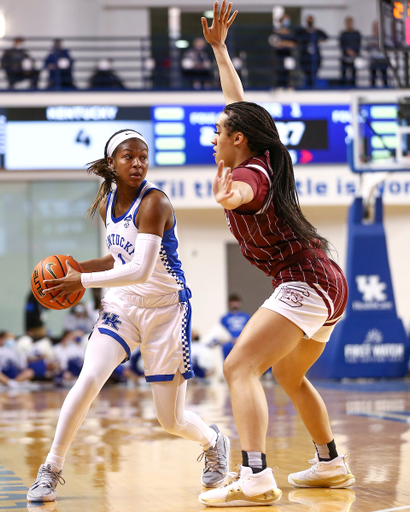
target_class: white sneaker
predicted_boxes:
[198,466,282,507]
[27,464,65,502]
[288,453,355,489]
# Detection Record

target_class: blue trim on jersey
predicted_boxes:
[110,180,147,224]
[159,220,186,288]
[132,185,157,225]
[98,328,131,362]
[145,371,194,382]
[179,288,192,302]
[181,300,193,375]
[146,374,175,382]
[106,191,112,226]
[144,300,194,382]
[130,183,186,288]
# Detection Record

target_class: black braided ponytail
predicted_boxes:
[86,129,145,217]
[223,101,329,253]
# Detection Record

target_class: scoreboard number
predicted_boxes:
[379,0,410,50]
[75,129,91,147]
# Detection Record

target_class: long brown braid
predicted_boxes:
[223,101,329,253]
[86,129,145,218]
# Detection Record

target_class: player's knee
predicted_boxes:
[77,373,102,400]
[272,367,303,394]
[223,356,244,384]
[224,353,265,384]
[157,414,180,435]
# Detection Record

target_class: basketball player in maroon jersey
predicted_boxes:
[199,2,355,507]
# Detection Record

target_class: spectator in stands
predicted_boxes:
[16,325,56,381]
[53,330,86,387]
[340,17,361,87]
[366,21,389,87]
[63,302,94,335]
[44,39,75,89]
[25,291,47,333]
[89,59,126,90]
[86,288,103,324]
[296,15,328,88]
[190,330,215,380]
[181,37,213,89]
[269,14,297,89]
[204,294,251,360]
[123,347,145,385]
[1,37,39,89]
[0,331,34,388]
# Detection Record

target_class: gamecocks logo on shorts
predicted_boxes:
[277,285,310,308]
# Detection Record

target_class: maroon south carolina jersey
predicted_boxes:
[224,152,348,326]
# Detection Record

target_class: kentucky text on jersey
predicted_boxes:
[106,234,135,256]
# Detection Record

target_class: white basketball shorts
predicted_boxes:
[90,290,194,382]
[261,281,337,343]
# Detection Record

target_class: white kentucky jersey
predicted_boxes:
[104,180,188,299]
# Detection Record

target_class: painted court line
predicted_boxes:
[372,506,410,512]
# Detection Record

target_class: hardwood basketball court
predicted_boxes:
[1,377,409,512]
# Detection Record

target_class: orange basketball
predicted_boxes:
[31,254,85,310]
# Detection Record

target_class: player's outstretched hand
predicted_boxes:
[43,260,84,304]
[201,1,238,47]
[212,160,235,205]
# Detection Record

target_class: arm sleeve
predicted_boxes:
[80,233,161,289]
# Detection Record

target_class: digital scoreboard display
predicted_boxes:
[151,103,351,166]
[0,103,352,170]
[0,106,152,170]
[379,0,410,50]
[357,103,398,163]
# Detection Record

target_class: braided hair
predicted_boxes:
[223,101,329,252]
[86,129,146,217]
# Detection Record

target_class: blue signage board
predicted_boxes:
[151,103,351,166]
[309,197,410,379]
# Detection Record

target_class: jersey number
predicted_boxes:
[118,254,126,265]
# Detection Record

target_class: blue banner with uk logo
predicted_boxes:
[309,196,410,379]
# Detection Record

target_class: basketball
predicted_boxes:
[31,254,85,310]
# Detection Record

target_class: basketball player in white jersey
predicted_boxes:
[27,129,230,503]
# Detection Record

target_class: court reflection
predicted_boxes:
[288,488,356,512]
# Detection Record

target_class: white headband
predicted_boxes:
[106,131,148,157]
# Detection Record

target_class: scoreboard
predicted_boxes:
[379,0,410,50]
[0,102,353,170]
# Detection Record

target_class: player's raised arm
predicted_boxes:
[201,1,243,105]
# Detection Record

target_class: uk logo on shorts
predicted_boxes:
[101,312,122,331]
[277,285,310,308]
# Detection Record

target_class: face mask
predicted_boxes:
[307,20,314,28]
[283,18,291,28]
[5,338,15,348]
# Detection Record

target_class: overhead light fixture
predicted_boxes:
[203,10,213,18]
[175,39,189,49]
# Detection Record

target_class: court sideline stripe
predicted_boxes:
[372,506,410,512]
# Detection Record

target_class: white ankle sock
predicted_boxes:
[201,429,217,450]
[45,453,65,472]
